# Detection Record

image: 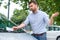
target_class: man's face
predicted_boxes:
[29,3,37,11]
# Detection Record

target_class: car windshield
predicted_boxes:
[0,14,25,33]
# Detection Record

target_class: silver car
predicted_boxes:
[47,25,60,40]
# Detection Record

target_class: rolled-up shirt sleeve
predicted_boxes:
[43,13,50,26]
[23,16,29,26]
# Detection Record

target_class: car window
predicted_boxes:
[47,25,60,31]
[0,15,25,33]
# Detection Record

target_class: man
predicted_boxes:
[13,1,59,40]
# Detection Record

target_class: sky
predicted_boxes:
[0,0,22,19]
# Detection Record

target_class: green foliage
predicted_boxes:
[0,0,4,6]
[11,9,28,24]
[54,0,60,11]
[12,0,29,10]
[3,5,7,9]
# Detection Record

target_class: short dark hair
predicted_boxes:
[29,1,38,5]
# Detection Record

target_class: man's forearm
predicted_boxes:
[49,16,54,25]
[49,12,59,25]
[17,23,26,29]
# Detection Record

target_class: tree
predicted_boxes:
[0,0,3,6]
[11,9,28,24]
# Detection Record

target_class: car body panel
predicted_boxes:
[47,25,60,40]
[0,33,37,40]
[47,31,60,40]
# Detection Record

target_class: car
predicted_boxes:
[47,25,60,40]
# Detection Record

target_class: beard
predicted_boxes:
[31,9,36,12]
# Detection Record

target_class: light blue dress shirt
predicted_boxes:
[24,10,49,34]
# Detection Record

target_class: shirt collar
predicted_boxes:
[32,10,39,14]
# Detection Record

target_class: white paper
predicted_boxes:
[6,27,13,31]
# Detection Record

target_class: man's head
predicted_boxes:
[29,1,38,12]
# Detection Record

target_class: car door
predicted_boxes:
[47,26,60,40]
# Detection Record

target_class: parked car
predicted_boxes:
[47,25,60,40]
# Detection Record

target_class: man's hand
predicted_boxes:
[49,12,59,25]
[12,23,26,31]
[13,26,18,31]
[51,12,59,18]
